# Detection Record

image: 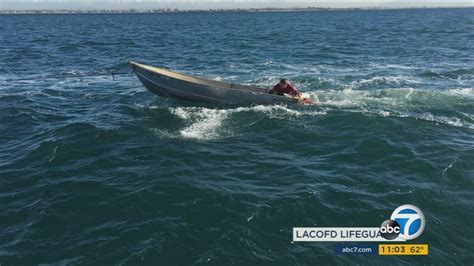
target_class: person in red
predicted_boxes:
[269,79,302,97]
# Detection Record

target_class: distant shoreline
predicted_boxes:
[0,6,472,15]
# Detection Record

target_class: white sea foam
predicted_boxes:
[377,110,391,117]
[167,105,325,140]
[350,76,421,88]
[178,108,229,140]
[310,87,474,129]
[314,87,474,108]
[170,107,191,119]
[153,86,474,141]
[276,62,355,73]
[382,110,472,129]
[368,63,416,70]
[448,88,474,98]
[307,89,371,107]
[442,161,455,174]
[413,113,468,128]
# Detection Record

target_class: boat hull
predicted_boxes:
[130,61,300,105]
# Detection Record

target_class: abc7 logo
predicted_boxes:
[379,219,401,240]
[380,204,425,240]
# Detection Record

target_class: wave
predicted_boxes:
[409,113,467,128]
[311,87,474,107]
[211,75,239,81]
[448,88,474,98]
[170,107,230,140]
[368,63,417,70]
[153,105,325,140]
[248,74,424,92]
[146,86,474,141]
[348,76,422,90]
[419,68,474,80]
[309,87,474,129]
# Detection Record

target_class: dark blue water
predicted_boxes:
[0,8,473,264]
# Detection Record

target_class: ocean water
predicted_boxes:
[0,8,473,264]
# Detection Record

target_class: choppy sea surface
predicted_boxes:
[0,8,473,264]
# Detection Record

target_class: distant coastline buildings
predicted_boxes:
[0,6,470,15]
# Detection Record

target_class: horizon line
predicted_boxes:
[1,6,473,13]
[1,1,473,11]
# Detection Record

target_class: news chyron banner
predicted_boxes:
[293,204,429,256]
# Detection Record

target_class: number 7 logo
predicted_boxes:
[391,204,425,240]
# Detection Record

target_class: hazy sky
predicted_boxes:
[1,1,473,10]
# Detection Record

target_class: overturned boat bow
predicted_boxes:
[130,61,312,105]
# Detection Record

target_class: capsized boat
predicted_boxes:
[130,61,314,105]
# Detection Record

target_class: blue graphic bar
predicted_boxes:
[335,244,379,255]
